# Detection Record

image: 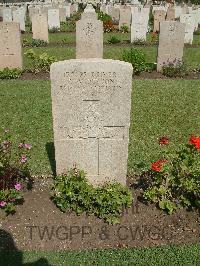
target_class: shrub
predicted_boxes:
[150,32,158,43]
[70,11,82,22]
[194,28,200,35]
[149,9,154,27]
[0,68,22,79]
[52,167,133,224]
[120,25,129,33]
[98,11,114,33]
[0,129,32,214]
[103,20,114,33]
[145,62,157,72]
[98,11,112,23]
[24,49,57,73]
[107,36,121,44]
[162,60,188,77]
[23,38,48,47]
[60,21,76,32]
[122,48,147,75]
[49,27,60,33]
[25,18,32,33]
[143,135,200,214]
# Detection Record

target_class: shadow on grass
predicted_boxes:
[0,229,50,265]
[46,142,56,177]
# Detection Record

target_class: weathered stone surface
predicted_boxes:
[175,6,182,18]
[119,5,131,30]
[157,21,185,72]
[153,10,166,32]
[76,7,103,59]
[50,59,133,186]
[32,14,49,43]
[81,4,97,20]
[131,7,149,42]
[166,7,175,21]
[0,22,22,69]
[180,14,195,44]
[111,6,120,23]
[28,6,40,21]
[12,9,25,31]
[48,9,60,29]
[2,8,12,22]
[59,7,66,22]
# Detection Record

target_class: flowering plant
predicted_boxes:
[143,135,200,214]
[0,129,32,214]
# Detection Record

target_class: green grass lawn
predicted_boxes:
[1,244,200,265]
[23,44,200,69]
[22,31,200,45]
[0,79,199,176]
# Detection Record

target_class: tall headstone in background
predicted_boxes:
[166,7,175,21]
[76,5,103,59]
[175,6,182,18]
[111,6,120,23]
[48,9,60,29]
[32,14,49,43]
[191,9,200,30]
[70,3,78,14]
[13,9,25,32]
[28,6,40,21]
[180,14,195,44]
[63,5,71,18]
[59,7,66,22]
[0,22,22,69]
[131,8,148,42]
[119,5,131,30]
[153,10,166,32]
[157,21,185,72]
[3,8,12,22]
[50,59,133,186]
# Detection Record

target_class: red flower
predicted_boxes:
[159,136,169,145]
[189,136,200,150]
[151,160,167,172]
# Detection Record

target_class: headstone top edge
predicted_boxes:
[50,59,133,70]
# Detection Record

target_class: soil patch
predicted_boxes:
[19,71,50,81]
[0,177,199,251]
[18,70,200,81]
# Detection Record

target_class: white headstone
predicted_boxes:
[48,9,60,29]
[50,59,133,186]
[180,14,195,44]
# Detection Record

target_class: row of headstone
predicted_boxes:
[0,4,190,186]
[99,3,199,43]
[49,6,187,186]
[0,4,193,74]
[0,3,79,32]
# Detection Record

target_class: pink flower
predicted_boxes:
[0,201,7,207]
[14,183,22,191]
[20,155,27,163]
[24,143,32,150]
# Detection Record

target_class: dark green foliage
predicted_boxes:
[23,38,48,48]
[0,68,22,79]
[24,49,57,73]
[107,36,121,44]
[122,48,147,75]
[0,130,32,214]
[162,61,188,77]
[52,167,133,224]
